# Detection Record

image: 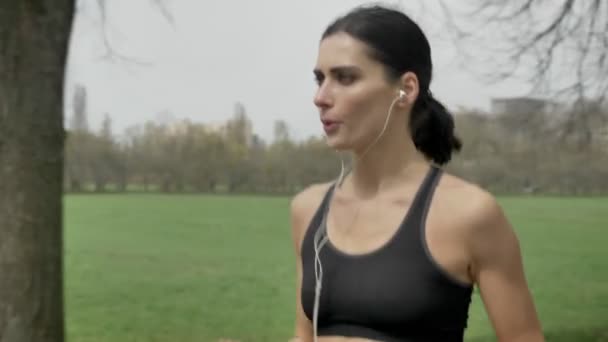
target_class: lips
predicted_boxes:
[321,119,341,134]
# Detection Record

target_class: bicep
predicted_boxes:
[471,199,544,341]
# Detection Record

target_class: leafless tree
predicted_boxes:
[439,0,608,104]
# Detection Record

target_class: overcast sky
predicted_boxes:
[64,0,528,142]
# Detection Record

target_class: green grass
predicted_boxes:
[64,194,608,342]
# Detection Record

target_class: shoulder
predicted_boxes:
[290,181,334,219]
[435,170,517,262]
[289,181,334,253]
[435,171,504,223]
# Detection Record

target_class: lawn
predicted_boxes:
[63,194,608,342]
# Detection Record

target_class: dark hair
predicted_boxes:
[321,4,462,165]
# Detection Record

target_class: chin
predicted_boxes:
[324,133,353,151]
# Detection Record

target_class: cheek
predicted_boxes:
[338,81,371,111]
[341,90,388,132]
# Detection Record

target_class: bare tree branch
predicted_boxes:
[495,0,534,21]
[438,0,608,149]
[94,0,153,66]
[527,0,573,49]
[437,0,470,40]
[80,0,174,68]
[149,0,174,26]
[442,0,607,104]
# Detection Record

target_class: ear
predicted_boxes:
[397,71,419,107]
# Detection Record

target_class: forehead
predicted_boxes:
[315,32,377,70]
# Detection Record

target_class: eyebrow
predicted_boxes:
[313,65,362,77]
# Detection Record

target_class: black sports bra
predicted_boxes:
[300,166,473,341]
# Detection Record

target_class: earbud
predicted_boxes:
[398,89,406,99]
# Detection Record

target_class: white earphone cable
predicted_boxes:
[312,90,404,341]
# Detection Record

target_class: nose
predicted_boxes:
[313,82,333,110]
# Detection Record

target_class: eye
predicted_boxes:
[336,72,356,85]
[314,72,325,86]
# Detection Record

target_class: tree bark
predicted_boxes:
[0,1,74,341]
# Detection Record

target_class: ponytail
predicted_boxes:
[409,91,462,165]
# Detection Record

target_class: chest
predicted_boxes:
[324,196,413,255]
[303,243,470,329]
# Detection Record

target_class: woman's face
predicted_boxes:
[313,32,406,152]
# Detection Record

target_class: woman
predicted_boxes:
[289,4,544,342]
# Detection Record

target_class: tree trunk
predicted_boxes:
[0,1,74,341]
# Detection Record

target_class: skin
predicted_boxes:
[289,32,545,342]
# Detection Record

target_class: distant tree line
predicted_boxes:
[65,89,608,196]
[448,105,608,195]
[65,103,339,195]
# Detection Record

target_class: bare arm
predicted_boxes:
[469,194,545,342]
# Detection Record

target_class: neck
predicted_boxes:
[340,128,430,199]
